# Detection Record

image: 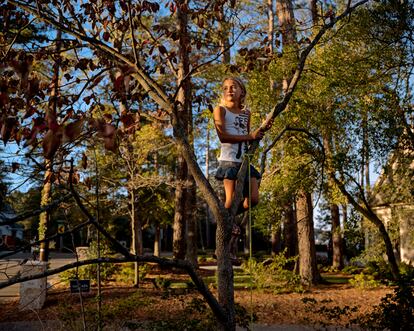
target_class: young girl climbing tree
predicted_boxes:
[213,77,271,261]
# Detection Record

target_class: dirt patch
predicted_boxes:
[0,275,390,329]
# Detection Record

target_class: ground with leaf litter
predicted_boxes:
[0,266,391,330]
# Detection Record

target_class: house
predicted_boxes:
[0,203,24,249]
[369,146,414,264]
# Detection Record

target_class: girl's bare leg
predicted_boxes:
[223,179,236,209]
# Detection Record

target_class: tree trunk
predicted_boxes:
[218,5,230,63]
[323,134,344,270]
[296,191,320,285]
[186,181,198,266]
[216,211,235,330]
[173,157,187,260]
[205,127,211,248]
[283,201,297,258]
[154,225,161,257]
[331,203,344,269]
[130,189,142,287]
[173,0,194,262]
[271,224,282,255]
[39,26,62,262]
[39,159,52,262]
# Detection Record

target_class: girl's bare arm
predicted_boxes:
[213,106,264,143]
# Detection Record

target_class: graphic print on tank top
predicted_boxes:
[233,113,249,159]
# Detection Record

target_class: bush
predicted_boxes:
[60,241,119,284]
[241,252,302,293]
[114,262,149,284]
[355,277,414,330]
[349,273,382,289]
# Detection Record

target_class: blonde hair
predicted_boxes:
[220,77,247,108]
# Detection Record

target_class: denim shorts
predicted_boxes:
[215,161,261,181]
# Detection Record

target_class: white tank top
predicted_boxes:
[218,107,250,162]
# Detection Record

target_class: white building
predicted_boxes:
[0,204,24,248]
[369,147,414,264]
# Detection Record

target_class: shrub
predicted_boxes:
[355,277,414,330]
[241,252,302,293]
[60,241,119,284]
[349,273,382,289]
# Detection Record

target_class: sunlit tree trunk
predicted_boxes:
[323,134,344,269]
[39,27,62,262]
[39,160,52,262]
[154,224,161,257]
[296,191,320,285]
[130,188,142,287]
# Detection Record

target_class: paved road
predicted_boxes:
[0,251,76,302]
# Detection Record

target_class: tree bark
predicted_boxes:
[173,0,197,263]
[296,191,320,285]
[283,201,297,258]
[271,224,282,255]
[323,134,344,270]
[39,25,62,262]
[130,189,142,287]
[154,224,161,257]
[331,203,344,269]
[173,157,187,260]
[38,159,52,262]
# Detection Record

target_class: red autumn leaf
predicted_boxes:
[42,129,62,159]
[102,31,110,42]
[83,177,92,190]
[104,135,117,152]
[89,118,106,132]
[24,106,36,119]
[0,117,17,144]
[91,75,104,88]
[103,113,113,121]
[14,130,22,145]
[63,119,84,143]
[0,93,9,108]
[101,123,116,138]
[114,73,124,91]
[120,113,135,130]
[81,153,88,169]
[11,162,19,172]
[158,45,167,54]
[46,111,60,132]
[70,172,80,185]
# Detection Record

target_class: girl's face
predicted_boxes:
[222,79,244,106]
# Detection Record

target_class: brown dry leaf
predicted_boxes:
[42,129,62,159]
[62,119,84,143]
[81,153,88,169]
[104,134,117,152]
